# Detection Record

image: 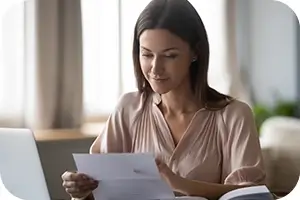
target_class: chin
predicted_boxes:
[150,85,171,94]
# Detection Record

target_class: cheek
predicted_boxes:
[166,60,190,77]
[139,59,151,77]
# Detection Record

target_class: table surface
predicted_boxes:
[33,122,105,142]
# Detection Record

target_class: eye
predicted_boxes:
[165,54,178,59]
[141,54,153,58]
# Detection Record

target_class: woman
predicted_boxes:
[61,0,266,199]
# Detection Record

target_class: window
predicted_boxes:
[189,0,228,92]
[81,0,151,118]
[81,0,228,119]
[0,2,25,126]
[81,0,120,117]
[120,0,152,93]
[0,0,229,127]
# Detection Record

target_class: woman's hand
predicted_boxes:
[61,171,98,199]
[156,159,244,199]
[155,158,185,193]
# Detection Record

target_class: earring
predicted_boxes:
[191,57,197,62]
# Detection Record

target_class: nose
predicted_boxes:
[151,56,164,74]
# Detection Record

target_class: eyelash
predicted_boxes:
[141,54,178,59]
[142,54,153,58]
[165,54,177,59]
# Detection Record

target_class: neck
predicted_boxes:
[160,82,201,116]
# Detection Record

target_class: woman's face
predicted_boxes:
[139,29,195,94]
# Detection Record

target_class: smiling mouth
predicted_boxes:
[152,78,168,81]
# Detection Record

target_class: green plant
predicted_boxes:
[273,100,298,117]
[253,104,272,133]
[253,100,299,134]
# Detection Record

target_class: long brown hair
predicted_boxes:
[132,0,232,110]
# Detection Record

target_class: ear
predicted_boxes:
[191,52,197,62]
[191,56,197,62]
[191,42,201,62]
[190,47,198,63]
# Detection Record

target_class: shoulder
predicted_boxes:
[218,99,255,129]
[114,91,149,117]
[216,100,259,145]
[221,99,253,119]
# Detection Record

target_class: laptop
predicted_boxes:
[0,128,51,200]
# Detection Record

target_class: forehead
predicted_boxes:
[139,29,189,51]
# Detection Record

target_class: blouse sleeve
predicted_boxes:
[89,93,134,154]
[220,101,266,185]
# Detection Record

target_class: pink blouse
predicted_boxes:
[96,91,266,185]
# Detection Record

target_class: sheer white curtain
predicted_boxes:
[1,0,84,129]
[191,0,250,104]
[0,0,246,126]
[120,0,152,93]
[81,0,151,118]
[189,0,229,93]
[81,0,120,117]
[0,3,25,127]
[81,0,247,119]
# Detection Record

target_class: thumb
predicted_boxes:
[155,158,162,165]
[155,159,169,173]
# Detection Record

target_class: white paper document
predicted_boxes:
[73,153,176,200]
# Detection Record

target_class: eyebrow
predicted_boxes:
[140,46,179,52]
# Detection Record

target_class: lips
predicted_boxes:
[152,78,168,80]
[151,77,169,81]
[149,75,168,80]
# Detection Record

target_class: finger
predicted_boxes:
[65,185,95,195]
[155,158,162,165]
[62,181,79,188]
[61,171,70,180]
[62,171,90,182]
[156,159,167,169]
[81,182,99,192]
[61,171,79,181]
[65,183,98,198]
[65,188,89,199]
[77,173,93,181]
[78,179,99,190]
[63,179,98,189]
[71,193,89,199]
[65,187,80,194]
[156,162,174,176]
